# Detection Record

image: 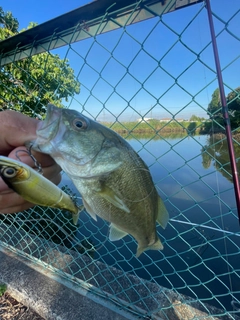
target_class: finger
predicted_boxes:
[0,177,9,193]
[0,191,34,214]
[7,147,62,178]
[0,202,34,214]
[8,147,57,168]
[43,169,62,185]
[0,111,39,151]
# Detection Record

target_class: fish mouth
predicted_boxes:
[35,104,62,144]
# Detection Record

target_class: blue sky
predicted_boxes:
[1,0,240,121]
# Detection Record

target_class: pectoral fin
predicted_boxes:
[98,185,130,213]
[82,198,97,221]
[109,223,128,241]
[72,204,84,225]
[156,196,169,229]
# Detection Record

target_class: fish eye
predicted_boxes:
[3,167,17,178]
[73,118,87,130]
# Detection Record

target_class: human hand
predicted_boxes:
[0,110,62,214]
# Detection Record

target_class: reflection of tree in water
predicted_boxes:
[201,135,240,182]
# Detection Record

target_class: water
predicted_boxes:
[60,133,240,312]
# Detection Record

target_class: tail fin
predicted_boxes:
[136,238,164,258]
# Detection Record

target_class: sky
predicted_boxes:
[1,0,240,121]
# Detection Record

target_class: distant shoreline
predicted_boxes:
[101,119,204,135]
[101,120,239,138]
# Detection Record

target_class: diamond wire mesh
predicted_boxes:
[0,0,240,319]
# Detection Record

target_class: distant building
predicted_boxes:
[137,117,153,122]
[159,118,171,122]
[175,119,185,122]
[159,118,186,122]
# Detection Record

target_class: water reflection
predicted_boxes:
[201,134,240,182]
[103,133,239,311]
[60,132,239,312]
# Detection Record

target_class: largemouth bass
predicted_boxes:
[30,104,169,257]
[0,156,80,224]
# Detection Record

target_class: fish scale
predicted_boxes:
[30,104,169,257]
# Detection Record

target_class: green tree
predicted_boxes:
[207,88,221,118]
[227,87,240,129]
[201,87,225,133]
[189,115,205,121]
[0,8,80,117]
[0,7,18,38]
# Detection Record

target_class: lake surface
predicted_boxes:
[60,133,240,312]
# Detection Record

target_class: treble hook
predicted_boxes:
[15,145,43,174]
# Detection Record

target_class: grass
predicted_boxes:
[0,284,7,297]
[101,119,204,135]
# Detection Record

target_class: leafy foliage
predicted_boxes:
[189,115,205,122]
[207,88,221,118]
[0,7,80,117]
[204,86,240,132]
[227,87,240,128]
[0,283,7,297]
[0,7,18,38]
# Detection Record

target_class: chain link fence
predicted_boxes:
[0,0,240,318]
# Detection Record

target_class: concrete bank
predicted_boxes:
[0,223,238,320]
[0,249,135,320]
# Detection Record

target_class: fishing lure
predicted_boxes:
[0,155,81,225]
